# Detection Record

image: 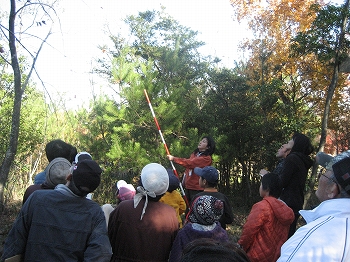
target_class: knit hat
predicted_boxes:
[316,150,350,171]
[73,151,92,165]
[316,150,350,194]
[72,159,102,193]
[45,157,72,188]
[194,166,219,184]
[167,169,180,192]
[118,184,136,201]
[134,163,169,220]
[187,195,224,225]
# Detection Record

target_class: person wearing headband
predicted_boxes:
[108,163,179,262]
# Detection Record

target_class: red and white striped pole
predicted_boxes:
[144,89,189,207]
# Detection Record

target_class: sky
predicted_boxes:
[22,0,247,109]
[1,0,345,109]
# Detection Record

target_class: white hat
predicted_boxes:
[116,180,128,189]
[74,152,92,164]
[134,163,169,220]
[140,163,169,196]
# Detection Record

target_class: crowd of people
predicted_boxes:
[1,134,350,262]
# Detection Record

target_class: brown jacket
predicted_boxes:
[108,198,179,262]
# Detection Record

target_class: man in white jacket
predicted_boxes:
[277,150,350,262]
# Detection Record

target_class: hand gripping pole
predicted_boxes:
[144,89,189,207]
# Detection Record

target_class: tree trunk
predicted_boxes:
[304,0,349,209]
[0,0,51,210]
[0,0,21,211]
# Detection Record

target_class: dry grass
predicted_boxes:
[0,200,22,257]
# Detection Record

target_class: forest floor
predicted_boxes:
[0,200,21,258]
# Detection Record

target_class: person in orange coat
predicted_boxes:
[160,169,187,228]
[238,172,294,262]
[167,136,215,203]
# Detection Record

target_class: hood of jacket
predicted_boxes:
[264,196,294,225]
[290,151,314,170]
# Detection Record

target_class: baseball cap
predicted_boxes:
[194,166,219,184]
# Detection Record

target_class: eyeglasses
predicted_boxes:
[318,168,337,184]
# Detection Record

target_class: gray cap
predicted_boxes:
[45,157,72,187]
[316,152,333,169]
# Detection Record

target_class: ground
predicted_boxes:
[0,200,21,258]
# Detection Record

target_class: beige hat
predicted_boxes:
[45,157,72,188]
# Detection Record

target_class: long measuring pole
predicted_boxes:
[144,89,189,207]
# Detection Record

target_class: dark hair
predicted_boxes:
[206,180,218,188]
[194,136,216,156]
[181,238,250,262]
[290,132,313,156]
[261,172,282,198]
[45,139,77,162]
[167,169,180,192]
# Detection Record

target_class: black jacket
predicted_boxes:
[279,152,313,212]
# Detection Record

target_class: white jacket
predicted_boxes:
[278,198,350,262]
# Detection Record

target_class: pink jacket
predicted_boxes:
[238,196,294,262]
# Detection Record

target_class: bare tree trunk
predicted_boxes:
[318,0,349,153]
[0,0,52,211]
[0,0,21,211]
[304,0,349,209]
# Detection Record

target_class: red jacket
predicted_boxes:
[173,152,212,191]
[238,196,294,262]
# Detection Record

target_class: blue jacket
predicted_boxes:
[2,185,112,262]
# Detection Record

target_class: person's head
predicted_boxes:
[259,172,282,198]
[288,132,313,156]
[73,151,92,165]
[44,157,72,188]
[45,139,78,163]
[181,238,250,262]
[276,143,292,159]
[135,163,169,220]
[316,151,350,202]
[167,169,180,192]
[117,183,136,202]
[186,195,223,225]
[194,166,219,188]
[195,136,215,156]
[67,159,102,197]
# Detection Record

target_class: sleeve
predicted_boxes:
[238,201,267,252]
[279,154,299,189]
[1,197,33,260]
[84,209,112,262]
[168,229,187,262]
[173,154,212,169]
